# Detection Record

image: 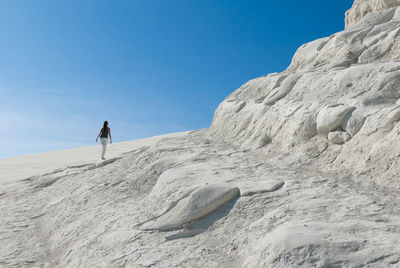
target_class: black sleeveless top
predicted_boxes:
[100,128,108,138]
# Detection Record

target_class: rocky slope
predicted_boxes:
[2,1,400,267]
[210,0,400,188]
[346,0,400,28]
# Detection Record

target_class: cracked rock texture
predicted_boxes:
[2,1,400,267]
[346,0,400,28]
[210,0,400,187]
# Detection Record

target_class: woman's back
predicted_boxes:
[100,127,109,138]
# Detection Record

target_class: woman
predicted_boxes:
[96,121,112,160]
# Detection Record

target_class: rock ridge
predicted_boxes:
[345,0,400,28]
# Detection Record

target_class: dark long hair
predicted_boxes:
[102,121,109,134]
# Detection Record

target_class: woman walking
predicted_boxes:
[96,121,112,160]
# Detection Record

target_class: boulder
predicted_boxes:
[316,105,356,137]
[342,109,366,137]
[140,184,240,230]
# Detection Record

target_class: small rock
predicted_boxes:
[328,131,351,144]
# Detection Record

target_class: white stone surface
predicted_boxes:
[316,105,355,137]
[341,108,365,137]
[209,2,400,188]
[328,131,351,144]
[239,179,284,196]
[140,184,240,230]
[345,0,400,28]
[3,1,400,267]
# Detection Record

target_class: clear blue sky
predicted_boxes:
[0,0,353,158]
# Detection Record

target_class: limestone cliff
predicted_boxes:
[346,0,400,28]
[210,1,400,187]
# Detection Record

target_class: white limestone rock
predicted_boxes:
[328,131,351,144]
[316,105,356,137]
[239,179,284,196]
[140,184,240,231]
[208,0,400,188]
[387,105,400,124]
[243,221,399,267]
[263,73,300,105]
[5,1,400,267]
[341,109,366,137]
[345,0,400,29]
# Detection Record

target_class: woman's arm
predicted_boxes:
[96,130,102,142]
[108,128,112,144]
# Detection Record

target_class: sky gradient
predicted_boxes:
[0,0,354,158]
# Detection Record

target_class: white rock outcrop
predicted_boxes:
[210,0,400,186]
[3,1,400,267]
[345,0,400,28]
[140,184,240,231]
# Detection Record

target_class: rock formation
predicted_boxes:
[210,0,400,186]
[346,0,400,28]
[2,0,400,267]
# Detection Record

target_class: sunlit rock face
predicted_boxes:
[345,0,400,28]
[209,0,400,186]
[4,1,400,267]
